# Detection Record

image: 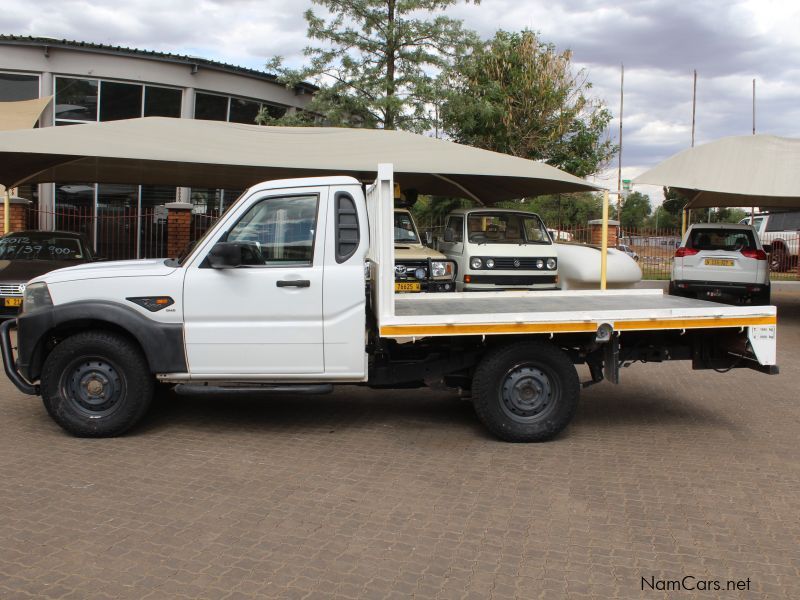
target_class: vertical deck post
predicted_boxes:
[601,190,609,290]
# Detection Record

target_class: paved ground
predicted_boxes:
[1,291,798,599]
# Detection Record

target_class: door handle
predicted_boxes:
[277,279,311,288]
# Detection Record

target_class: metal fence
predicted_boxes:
[24,206,167,261]
[416,217,800,282]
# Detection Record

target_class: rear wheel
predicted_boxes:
[472,341,580,442]
[40,331,154,437]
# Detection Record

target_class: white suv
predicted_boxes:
[669,223,770,305]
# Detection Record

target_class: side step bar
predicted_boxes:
[175,383,334,396]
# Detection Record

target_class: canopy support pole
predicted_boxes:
[600,190,609,290]
[432,174,484,206]
[681,208,687,236]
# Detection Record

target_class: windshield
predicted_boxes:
[687,229,756,251]
[467,212,550,244]
[394,212,420,244]
[0,233,90,261]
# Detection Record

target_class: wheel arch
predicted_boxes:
[17,300,187,382]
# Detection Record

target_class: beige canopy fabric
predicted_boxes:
[0,97,52,131]
[0,117,597,202]
[633,135,800,210]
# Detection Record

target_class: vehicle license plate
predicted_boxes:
[3,297,22,307]
[395,282,421,292]
[705,258,734,267]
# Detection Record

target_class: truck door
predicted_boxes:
[182,188,327,376]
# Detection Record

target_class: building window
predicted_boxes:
[194,92,229,121]
[55,77,98,122]
[55,77,182,125]
[229,98,261,124]
[144,86,182,118]
[99,81,143,121]
[195,91,290,124]
[0,72,39,102]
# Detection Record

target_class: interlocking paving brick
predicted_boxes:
[0,289,798,598]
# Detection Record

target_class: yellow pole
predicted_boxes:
[2,186,10,235]
[600,190,609,291]
[681,208,687,236]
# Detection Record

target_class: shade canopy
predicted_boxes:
[0,97,52,131]
[633,135,800,210]
[0,117,597,202]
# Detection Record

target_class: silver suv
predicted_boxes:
[669,223,770,305]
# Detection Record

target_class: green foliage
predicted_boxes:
[619,191,651,229]
[258,0,480,131]
[661,186,688,216]
[441,30,616,177]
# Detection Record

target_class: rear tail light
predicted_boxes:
[741,248,767,260]
[674,247,699,258]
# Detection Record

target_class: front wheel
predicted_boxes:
[40,331,154,437]
[472,341,580,442]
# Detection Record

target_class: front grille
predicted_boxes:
[0,284,23,296]
[475,257,557,270]
[469,275,557,285]
[395,261,428,280]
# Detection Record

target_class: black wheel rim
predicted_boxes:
[498,362,559,423]
[60,356,125,417]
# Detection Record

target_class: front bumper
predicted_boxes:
[670,280,769,302]
[0,319,38,395]
[463,274,558,288]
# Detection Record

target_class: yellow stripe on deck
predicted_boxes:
[379,315,776,338]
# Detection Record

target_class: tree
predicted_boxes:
[441,30,616,177]
[619,191,651,229]
[258,0,480,131]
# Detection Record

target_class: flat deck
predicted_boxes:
[380,289,776,338]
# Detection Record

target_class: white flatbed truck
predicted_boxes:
[1,166,778,442]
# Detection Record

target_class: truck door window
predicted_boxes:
[226,194,319,266]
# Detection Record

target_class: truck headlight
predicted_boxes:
[546,258,557,270]
[536,259,544,269]
[470,257,482,270]
[431,261,455,280]
[485,258,495,269]
[21,282,53,314]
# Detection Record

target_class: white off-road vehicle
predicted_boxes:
[670,223,770,305]
[437,208,558,291]
[393,209,456,293]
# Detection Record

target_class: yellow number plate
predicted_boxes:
[705,258,734,267]
[4,297,23,307]
[395,282,421,292]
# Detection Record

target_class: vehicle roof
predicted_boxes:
[686,223,756,231]
[448,207,542,217]
[248,176,361,194]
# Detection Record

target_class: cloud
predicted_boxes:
[3,0,799,190]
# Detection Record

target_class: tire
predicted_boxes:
[472,341,580,442]
[40,331,154,437]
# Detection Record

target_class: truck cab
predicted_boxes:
[437,208,558,291]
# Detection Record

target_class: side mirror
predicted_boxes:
[762,243,772,253]
[207,242,242,269]
[444,228,455,243]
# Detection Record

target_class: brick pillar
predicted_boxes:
[0,195,33,233]
[166,202,193,258]
[588,219,620,247]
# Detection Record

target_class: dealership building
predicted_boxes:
[0,35,314,258]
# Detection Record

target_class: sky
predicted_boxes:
[3,0,799,205]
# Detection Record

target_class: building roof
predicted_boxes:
[0,35,317,94]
